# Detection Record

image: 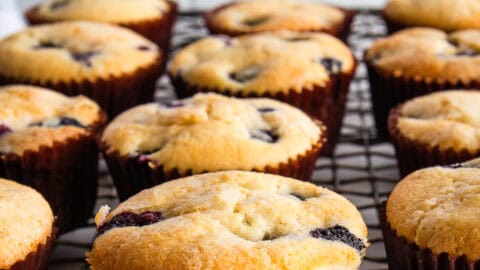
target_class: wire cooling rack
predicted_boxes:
[48,10,397,270]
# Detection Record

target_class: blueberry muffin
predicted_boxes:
[0,178,55,270]
[26,0,176,62]
[87,170,368,269]
[365,28,480,139]
[389,91,480,177]
[384,0,480,33]
[205,0,354,41]
[101,93,325,200]
[0,85,105,232]
[169,31,356,155]
[0,21,162,118]
[383,165,480,269]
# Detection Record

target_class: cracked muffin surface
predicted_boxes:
[169,31,354,94]
[88,170,368,270]
[101,93,322,174]
[387,166,480,261]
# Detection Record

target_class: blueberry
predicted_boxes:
[250,129,279,143]
[137,45,151,51]
[456,49,479,57]
[257,107,275,113]
[34,41,62,50]
[310,225,366,252]
[30,117,85,128]
[242,16,270,27]
[319,58,343,74]
[230,66,261,83]
[0,124,11,136]
[97,211,163,235]
[71,51,98,67]
[50,0,70,10]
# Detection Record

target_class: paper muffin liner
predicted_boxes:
[380,203,480,270]
[9,225,57,270]
[170,65,355,156]
[204,3,355,42]
[26,1,176,67]
[0,57,162,119]
[0,115,106,233]
[101,122,326,201]
[365,61,480,140]
[388,106,478,177]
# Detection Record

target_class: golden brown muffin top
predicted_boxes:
[0,178,54,269]
[0,85,102,155]
[169,31,354,94]
[29,0,171,23]
[101,93,322,174]
[396,90,480,153]
[384,0,480,31]
[365,28,480,82]
[0,21,159,84]
[88,171,368,270]
[387,166,480,261]
[207,0,345,34]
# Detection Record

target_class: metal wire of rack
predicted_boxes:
[48,10,398,270]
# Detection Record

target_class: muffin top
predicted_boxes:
[365,28,480,82]
[101,93,322,173]
[206,0,345,35]
[29,0,172,24]
[387,166,480,261]
[384,0,480,31]
[88,171,368,270]
[0,178,54,269]
[0,85,102,155]
[169,31,354,94]
[395,91,480,153]
[0,21,159,83]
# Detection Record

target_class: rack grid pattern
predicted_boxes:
[49,10,397,270]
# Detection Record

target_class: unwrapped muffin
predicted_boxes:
[365,28,480,139]
[88,171,368,270]
[389,90,480,177]
[205,0,354,41]
[0,178,55,270]
[0,85,105,233]
[382,165,480,269]
[383,0,480,33]
[100,93,325,200]
[0,21,162,118]
[169,31,356,155]
[26,0,176,63]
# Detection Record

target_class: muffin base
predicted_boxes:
[0,57,162,119]
[0,116,106,233]
[388,106,479,177]
[26,1,177,68]
[204,3,355,42]
[366,61,480,140]
[9,225,57,270]
[170,68,354,156]
[102,124,326,201]
[380,204,480,270]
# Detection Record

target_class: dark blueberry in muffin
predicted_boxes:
[242,16,270,27]
[71,51,99,67]
[257,107,275,113]
[30,117,85,128]
[50,0,70,10]
[310,225,366,251]
[319,58,343,74]
[230,66,261,83]
[137,45,151,51]
[456,49,479,57]
[0,124,12,136]
[34,41,62,50]
[250,129,279,143]
[98,211,163,235]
